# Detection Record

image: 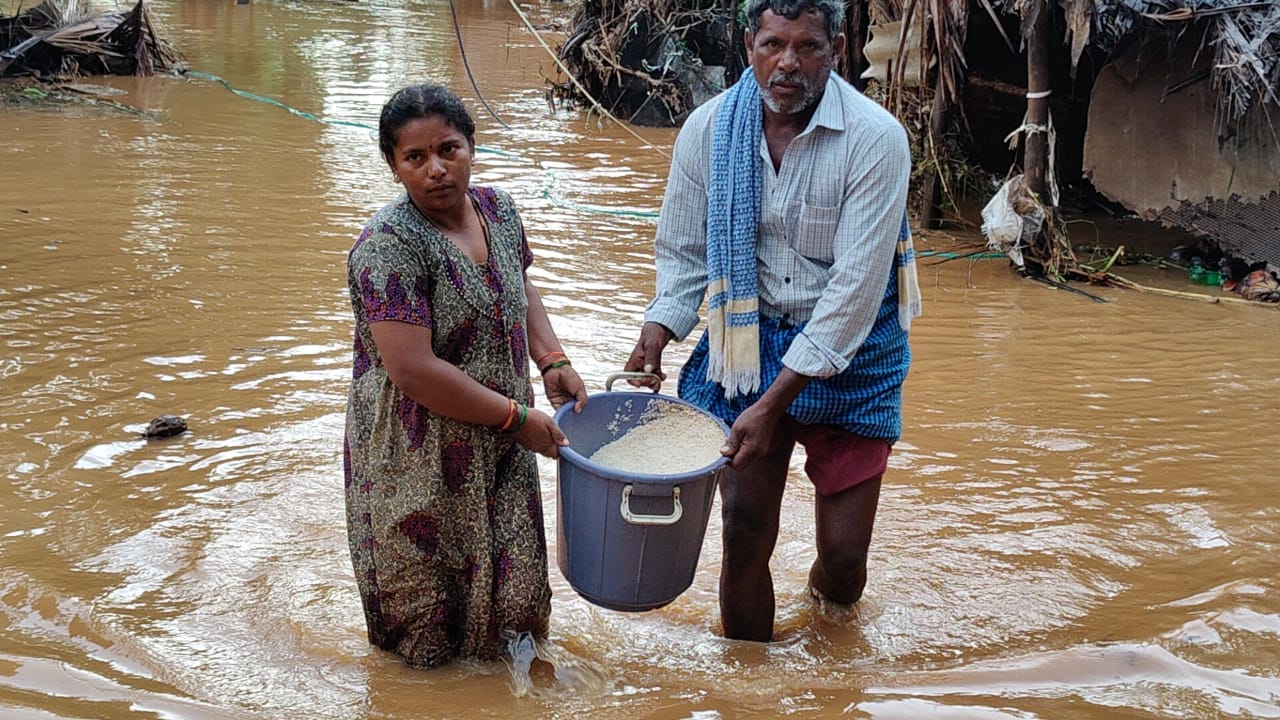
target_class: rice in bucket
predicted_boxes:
[553,373,730,611]
[588,400,726,475]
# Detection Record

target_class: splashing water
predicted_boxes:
[807,581,862,625]
[502,630,612,698]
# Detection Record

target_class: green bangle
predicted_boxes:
[540,359,571,375]
[514,403,528,430]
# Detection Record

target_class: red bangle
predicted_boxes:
[497,398,518,432]
[535,351,566,370]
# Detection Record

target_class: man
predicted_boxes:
[624,0,921,642]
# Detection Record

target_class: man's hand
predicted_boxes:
[623,322,674,389]
[722,367,812,471]
[722,401,782,471]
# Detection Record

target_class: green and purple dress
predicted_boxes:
[343,186,549,667]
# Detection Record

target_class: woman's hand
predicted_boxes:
[543,365,587,413]
[512,407,569,458]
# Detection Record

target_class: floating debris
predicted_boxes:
[143,415,188,439]
[551,0,735,127]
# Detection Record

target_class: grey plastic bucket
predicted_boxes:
[552,373,729,612]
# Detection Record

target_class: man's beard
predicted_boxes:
[761,65,830,115]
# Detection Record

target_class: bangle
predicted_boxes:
[535,351,567,373]
[497,398,518,432]
[535,350,565,366]
[513,403,528,430]
[540,359,571,375]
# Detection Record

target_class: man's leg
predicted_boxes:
[718,426,793,641]
[809,474,882,605]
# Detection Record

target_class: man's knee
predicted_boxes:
[718,461,788,545]
[720,506,778,571]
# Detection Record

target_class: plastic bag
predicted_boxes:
[980,175,1045,268]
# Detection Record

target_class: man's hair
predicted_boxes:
[742,0,845,40]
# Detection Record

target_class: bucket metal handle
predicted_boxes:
[621,485,683,526]
[605,371,661,393]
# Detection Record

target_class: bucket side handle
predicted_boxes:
[620,485,683,526]
[605,372,662,393]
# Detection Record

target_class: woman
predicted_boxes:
[344,83,587,667]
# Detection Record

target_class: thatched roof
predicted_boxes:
[1010,0,1279,123]
[1,0,185,78]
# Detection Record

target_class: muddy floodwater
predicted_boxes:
[2,1,1278,718]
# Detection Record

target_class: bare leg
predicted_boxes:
[809,475,882,606]
[718,429,792,642]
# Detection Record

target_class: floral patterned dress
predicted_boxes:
[343,186,549,667]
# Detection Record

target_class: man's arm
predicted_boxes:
[643,115,713,342]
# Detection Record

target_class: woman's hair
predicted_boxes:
[742,0,844,40]
[377,83,476,160]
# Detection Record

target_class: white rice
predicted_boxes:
[588,401,726,474]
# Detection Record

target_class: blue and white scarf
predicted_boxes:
[705,70,922,400]
[706,71,765,400]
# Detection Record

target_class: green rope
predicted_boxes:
[187,70,322,123]
[181,69,1015,241]
[185,69,627,213]
[183,69,520,149]
[919,251,1008,259]
[537,170,660,219]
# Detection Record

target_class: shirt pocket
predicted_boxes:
[794,201,839,263]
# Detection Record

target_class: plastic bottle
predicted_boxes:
[1189,257,1206,284]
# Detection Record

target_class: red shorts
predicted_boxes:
[784,418,890,497]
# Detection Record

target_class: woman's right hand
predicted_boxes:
[511,407,569,458]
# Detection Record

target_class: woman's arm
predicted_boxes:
[370,320,511,426]
[524,277,563,367]
[370,319,568,456]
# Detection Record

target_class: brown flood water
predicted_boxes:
[2,1,1278,718]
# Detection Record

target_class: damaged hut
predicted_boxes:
[551,0,1278,286]
[1,0,184,79]
[1076,0,1278,272]
[942,0,1280,276]
[552,0,741,126]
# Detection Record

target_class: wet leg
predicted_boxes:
[809,475,882,606]
[718,433,792,642]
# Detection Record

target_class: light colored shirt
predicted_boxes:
[645,73,911,379]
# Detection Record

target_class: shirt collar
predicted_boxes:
[801,72,845,136]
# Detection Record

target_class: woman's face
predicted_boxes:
[386,114,474,217]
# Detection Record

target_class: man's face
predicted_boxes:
[746,8,844,116]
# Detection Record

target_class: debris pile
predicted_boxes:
[551,0,736,127]
[1,0,185,79]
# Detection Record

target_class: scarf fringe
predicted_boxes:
[897,225,923,331]
[706,72,763,398]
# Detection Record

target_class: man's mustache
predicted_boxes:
[768,71,809,88]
